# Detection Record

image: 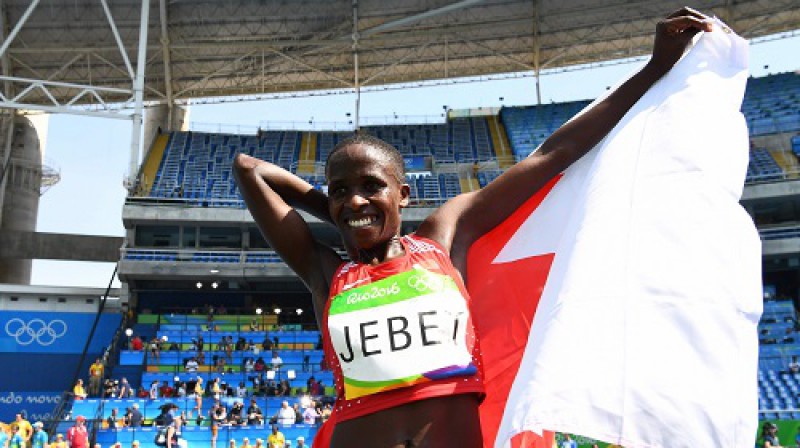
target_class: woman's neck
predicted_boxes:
[356,235,404,265]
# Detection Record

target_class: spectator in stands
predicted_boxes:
[560,434,578,448]
[107,408,121,430]
[89,358,104,397]
[275,401,295,426]
[51,434,66,448]
[244,357,255,374]
[210,400,227,448]
[67,416,88,448]
[254,357,266,375]
[118,377,133,398]
[149,336,161,364]
[228,401,245,426]
[789,356,800,374]
[241,438,252,448]
[197,335,205,352]
[216,356,227,373]
[169,341,180,351]
[31,422,47,448]
[262,337,273,352]
[149,380,160,399]
[320,404,332,423]
[302,402,319,425]
[192,377,205,420]
[267,425,285,448]
[165,415,184,448]
[73,379,88,400]
[270,351,283,371]
[0,423,8,448]
[176,381,187,398]
[129,403,143,427]
[207,306,215,326]
[236,337,247,351]
[122,408,132,427]
[185,357,199,373]
[225,336,234,362]
[295,437,306,448]
[211,378,222,399]
[11,413,32,448]
[292,403,302,424]
[104,379,119,398]
[277,380,291,397]
[246,399,264,425]
[761,421,781,448]
[250,318,259,332]
[160,381,175,398]
[254,439,264,448]
[131,335,143,351]
[237,382,248,399]
[9,424,24,448]
[196,346,206,367]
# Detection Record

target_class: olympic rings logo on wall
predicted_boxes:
[4,318,68,346]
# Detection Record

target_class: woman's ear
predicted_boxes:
[399,183,411,208]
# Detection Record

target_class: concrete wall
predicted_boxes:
[0,230,124,262]
[0,117,42,284]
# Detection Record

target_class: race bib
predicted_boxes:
[328,266,476,399]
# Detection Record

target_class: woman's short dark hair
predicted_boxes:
[326,133,405,183]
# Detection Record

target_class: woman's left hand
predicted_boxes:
[649,7,713,73]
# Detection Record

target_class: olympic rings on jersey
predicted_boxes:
[407,272,445,293]
[4,318,68,346]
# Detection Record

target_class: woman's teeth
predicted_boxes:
[348,216,375,228]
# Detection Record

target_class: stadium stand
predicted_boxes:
[70,312,328,446]
[134,72,800,209]
[742,73,800,136]
[758,296,800,420]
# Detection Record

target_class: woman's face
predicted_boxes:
[327,144,409,252]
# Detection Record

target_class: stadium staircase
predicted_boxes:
[487,115,514,168]
[139,133,171,195]
[296,132,317,174]
[768,148,800,179]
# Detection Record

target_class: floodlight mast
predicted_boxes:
[128,0,151,187]
[352,0,360,132]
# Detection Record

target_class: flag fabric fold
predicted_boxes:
[468,18,761,448]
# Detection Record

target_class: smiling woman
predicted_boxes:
[232,8,712,447]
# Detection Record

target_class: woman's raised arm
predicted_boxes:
[418,7,713,262]
[233,154,341,319]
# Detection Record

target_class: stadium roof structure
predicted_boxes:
[0,0,798,117]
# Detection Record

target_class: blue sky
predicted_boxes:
[30,34,800,288]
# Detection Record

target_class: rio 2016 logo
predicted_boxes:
[4,318,68,346]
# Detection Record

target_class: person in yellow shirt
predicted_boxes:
[73,379,88,400]
[50,434,67,448]
[89,359,104,397]
[10,414,31,448]
[266,425,285,448]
